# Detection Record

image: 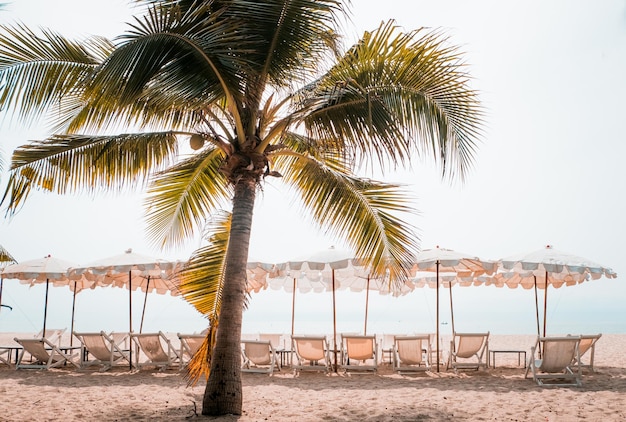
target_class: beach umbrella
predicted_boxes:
[1,255,91,343]
[408,246,497,371]
[0,246,17,314]
[268,246,395,372]
[68,248,181,334]
[68,249,183,369]
[493,244,617,338]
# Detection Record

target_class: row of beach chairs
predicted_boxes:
[3,330,602,387]
[6,331,205,371]
[241,332,602,387]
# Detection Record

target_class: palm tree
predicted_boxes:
[0,0,483,416]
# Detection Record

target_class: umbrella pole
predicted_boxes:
[129,271,133,370]
[436,262,440,372]
[0,278,3,313]
[534,276,542,358]
[140,277,150,334]
[291,278,296,365]
[543,271,548,338]
[291,278,296,339]
[43,279,50,337]
[332,269,338,373]
[70,281,77,347]
[364,277,370,335]
[448,281,455,335]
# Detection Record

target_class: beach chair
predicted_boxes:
[259,333,284,351]
[392,335,431,373]
[177,333,206,368]
[340,334,378,373]
[571,333,601,372]
[241,340,280,375]
[130,331,181,370]
[34,328,66,347]
[525,336,582,387]
[291,336,332,373]
[73,331,131,371]
[13,337,79,369]
[447,332,489,372]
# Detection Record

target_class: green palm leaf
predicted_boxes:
[145,146,231,248]
[2,132,177,212]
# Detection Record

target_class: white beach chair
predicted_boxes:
[73,331,131,371]
[241,340,280,375]
[291,336,332,373]
[13,337,79,369]
[447,332,490,372]
[393,335,431,373]
[340,334,378,373]
[525,336,582,387]
[130,331,181,370]
[571,333,601,373]
[177,333,206,368]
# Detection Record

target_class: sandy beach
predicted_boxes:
[1,333,625,421]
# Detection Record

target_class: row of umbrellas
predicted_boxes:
[262,245,617,371]
[0,249,181,348]
[0,244,618,371]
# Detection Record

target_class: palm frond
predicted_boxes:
[0,23,113,127]
[78,2,251,137]
[0,245,17,264]
[293,21,483,180]
[144,146,231,249]
[276,151,418,285]
[2,132,177,213]
[178,210,231,386]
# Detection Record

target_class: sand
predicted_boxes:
[1,334,625,421]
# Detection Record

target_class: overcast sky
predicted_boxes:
[0,1,623,336]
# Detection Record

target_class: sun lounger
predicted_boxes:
[447,332,489,372]
[571,333,601,372]
[525,336,582,387]
[73,331,131,371]
[392,335,430,373]
[177,333,206,368]
[291,336,332,373]
[34,328,66,347]
[241,340,280,375]
[13,337,79,369]
[130,331,181,370]
[340,334,378,373]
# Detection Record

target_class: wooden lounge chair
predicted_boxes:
[340,334,378,373]
[177,333,206,368]
[13,337,79,370]
[392,335,431,373]
[73,331,131,371]
[525,336,582,387]
[447,332,490,372]
[291,336,332,373]
[130,331,181,370]
[571,333,601,372]
[241,340,280,375]
[34,328,66,347]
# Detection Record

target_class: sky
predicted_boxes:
[0,0,624,338]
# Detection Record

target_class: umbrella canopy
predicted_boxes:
[268,246,391,371]
[1,255,89,341]
[493,244,617,337]
[408,246,497,371]
[68,248,181,334]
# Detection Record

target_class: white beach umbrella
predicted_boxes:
[268,246,397,371]
[408,246,498,371]
[493,244,617,338]
[68,248,181,334]
[1,255,91,343]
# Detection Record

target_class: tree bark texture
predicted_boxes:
[202,179,256,416]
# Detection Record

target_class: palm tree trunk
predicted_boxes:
[202,178,256,416]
